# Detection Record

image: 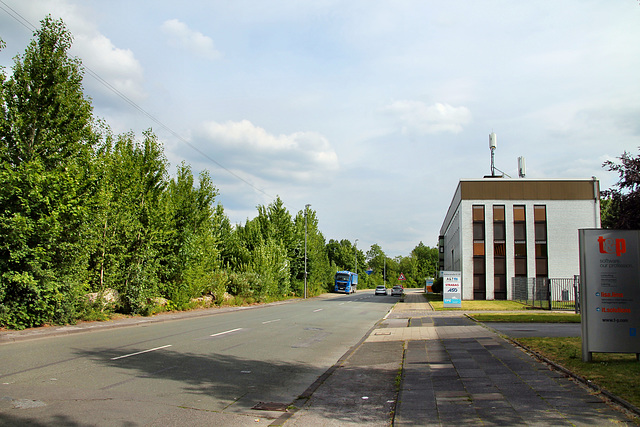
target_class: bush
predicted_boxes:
[431,277,443,294]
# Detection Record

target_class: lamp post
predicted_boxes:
[354,239,358,274]
[304,204,311,299]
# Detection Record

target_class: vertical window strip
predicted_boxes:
[473,205,486,300]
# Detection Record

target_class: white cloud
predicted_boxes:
[161,19,221,60]
[197,120,338,182]
[73,34,146,102]
[384,101,472,135]
[0,0,147,104]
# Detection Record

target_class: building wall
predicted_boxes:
[439,179,600,300]
[546,199,600,277]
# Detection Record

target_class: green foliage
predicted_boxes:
[602,149,640,229]
[0,16,95,329]
[0,16,446,329]
[431,277,443,293]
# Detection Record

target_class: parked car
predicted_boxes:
[375,285,388,296]
[391,285,403,296]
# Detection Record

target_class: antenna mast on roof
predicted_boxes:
[489,132,497,176]
[487,132,511,178]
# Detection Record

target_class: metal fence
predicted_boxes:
[511,276,580,312]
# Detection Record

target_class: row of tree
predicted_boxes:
[0,17,439,329]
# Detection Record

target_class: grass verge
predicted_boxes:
[515,336,640,411]
[429,299,529,311]
[469,312,581,323]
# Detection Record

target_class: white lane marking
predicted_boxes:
[262,319,281,324]
[210,327,243,337]
[313,309,323,312]
[111,345,172,360]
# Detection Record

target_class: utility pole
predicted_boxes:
[304,204,311,299]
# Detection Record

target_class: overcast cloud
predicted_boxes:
[1,0,639,256]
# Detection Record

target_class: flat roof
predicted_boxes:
[459,178,599,201]
[439,178,600,235]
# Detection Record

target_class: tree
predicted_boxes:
[0,16,97,328]
[602,149,640,229]
[86,130,169,314]
[327,239,357,271]
[411,242,439,280]
[293,208,332,296]
[160,163,220,306]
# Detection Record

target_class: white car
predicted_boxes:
[374,285,388,296]
[391,285,403,296]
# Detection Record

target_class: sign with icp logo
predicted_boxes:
[579,229,640,362]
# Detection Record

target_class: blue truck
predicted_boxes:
[334,271,358,293]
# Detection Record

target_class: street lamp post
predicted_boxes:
[354,239,358,275]
[304,204,311,299]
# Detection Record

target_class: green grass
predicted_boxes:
[469,312,581,323]
[516,337,640,412]
[429,299,529,311]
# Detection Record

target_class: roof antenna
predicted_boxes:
[488,132,511,178]
[518,156,526,178]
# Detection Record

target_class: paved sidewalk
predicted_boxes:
[386,291,635,426]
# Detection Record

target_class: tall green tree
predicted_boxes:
[159,163,220,305]
[293,207,332,296]
[87,130,168,314]
[411,242,438,281]
[0,16,97,328]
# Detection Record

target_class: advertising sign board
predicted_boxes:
[425,279,434,294]
[579,229,640,362]
[442,271,462,308]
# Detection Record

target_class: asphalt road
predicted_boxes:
[0,291,397,426]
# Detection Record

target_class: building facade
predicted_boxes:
[438,178,600,300]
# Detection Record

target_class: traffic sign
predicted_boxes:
[398,273,406,281]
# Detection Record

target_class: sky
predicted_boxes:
[1,1,639,257]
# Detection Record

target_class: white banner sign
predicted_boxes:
[443,271,462,308]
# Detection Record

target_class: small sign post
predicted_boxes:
[425,279,434,294]
[398,273,406,281]
[443,271,462,308]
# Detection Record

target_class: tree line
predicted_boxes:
[0,17,438,329]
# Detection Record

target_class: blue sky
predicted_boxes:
[1,1,639,256]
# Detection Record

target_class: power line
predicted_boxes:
[0,1,277,202]
[0,0,35,32]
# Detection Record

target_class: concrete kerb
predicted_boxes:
[467,313,640,421]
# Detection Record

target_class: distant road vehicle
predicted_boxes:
[375,285,388,296]
[334,271,358,293]
[391,285,403,296]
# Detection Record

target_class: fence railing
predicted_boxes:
[511,276,580,312]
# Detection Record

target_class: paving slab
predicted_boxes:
[387,291,637,426]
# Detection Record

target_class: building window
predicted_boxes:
[513,205,527,277]
[493,205,506,300]
[534,205,548,279]
[473,205,486,300]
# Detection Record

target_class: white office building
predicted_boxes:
[438,178,600,300]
